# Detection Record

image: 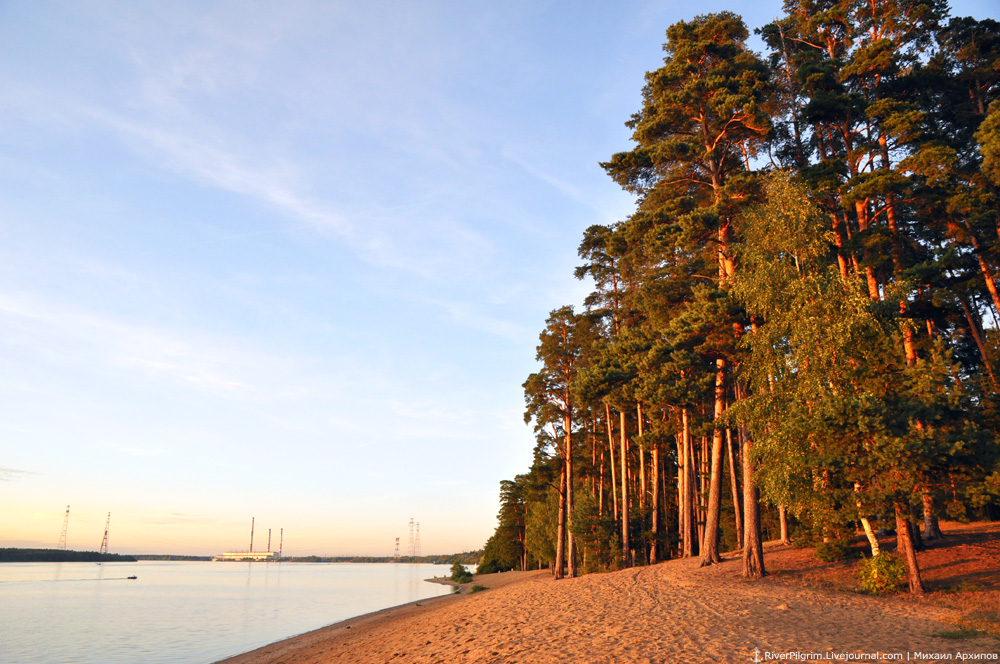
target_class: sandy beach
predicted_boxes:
[217,548,998,664]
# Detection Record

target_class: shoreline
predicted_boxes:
[214,570,542,664]
[214,550,997,664]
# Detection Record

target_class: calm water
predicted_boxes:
[0,561,453,664]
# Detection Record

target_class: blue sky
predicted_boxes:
[0,0,994,556]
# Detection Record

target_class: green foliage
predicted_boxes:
[491,5,1000,589]
[856,553,908,594]
[814,539,855,563]
[449,561,473,584]
[469,585,488,594]
[570,486,621,573]
[977,101,1000,187]
[478,478,527,574]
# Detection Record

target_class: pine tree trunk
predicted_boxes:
[565,412,577,578]
[726,428,743,548]
[958,295,999,387]
[651,442,661,564]
[637,403,646,512]
[598,442,605,518]
[697,435,707,549]
[700,360,726,566]
[741,424,765,578]
[894,504,924,596]
[676,432,687,557]
[554,463,566,580]
[606,405,619,522]
[680,407,695,557]
[922,493,942,540]
[778,505,791,545]
[620,409,631,568]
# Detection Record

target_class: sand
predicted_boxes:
[216,551,998,664]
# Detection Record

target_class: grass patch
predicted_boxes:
[469,585,488,594]
[932,626,987,639]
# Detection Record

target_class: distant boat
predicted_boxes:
[126,576,137,580]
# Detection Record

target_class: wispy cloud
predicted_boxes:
[0,467,36,481]
[501,145,593,209]
[0,289,278,400]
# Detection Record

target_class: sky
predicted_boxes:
[0,0,995,557]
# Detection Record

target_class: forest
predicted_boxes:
[478,0,1000,597]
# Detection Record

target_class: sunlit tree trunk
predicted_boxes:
[726,428,743,548]
[651,441,661,563]
[680,407,696,557]
[778,505,791,545]
[565,410,577,578]
[620,409,631,567]
[554,464,566,580]
[895,504,924,596]
[922,493,942,541]
[700,360,726,566]
[606,405,619,522]
[741,424,765,578]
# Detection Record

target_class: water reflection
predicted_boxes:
[0,561,451,664]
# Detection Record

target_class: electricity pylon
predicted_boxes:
[99,512,110,554]
[57,505,70,550]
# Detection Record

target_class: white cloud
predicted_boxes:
[0,467,36,482]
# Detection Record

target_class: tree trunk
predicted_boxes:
[676,432,686,557]
[606,405,618,522]
[894,504,924,596]
[598,441,605,518]
[922,493,942,540]
[726,428,743,548]
[680,408,696,557]
[700,359,726,566]
[697,435,707,548]
[554,463,566,580]
[637,403,646,512]
[860,517,880,557]
[741,425,765,579]
[651,442,661,564]
[565,411,577,578]
[958,294,999,387]
[620,409,631,568]
[856,482,880,557]
[778,505,791,545]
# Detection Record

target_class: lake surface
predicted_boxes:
[0,561,453,664]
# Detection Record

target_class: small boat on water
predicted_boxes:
[126,576,137,580]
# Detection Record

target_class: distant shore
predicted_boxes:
[0,548,137,563]
[215,534,999,664]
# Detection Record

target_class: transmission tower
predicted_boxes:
[393,537,400,559]
[99,513,110,554]
[57,505,70,550]
[407,518,415,556]
[414,522,421,557]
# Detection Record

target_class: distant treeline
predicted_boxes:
[134,554,212,561]
[0,548,138,563]
[279,551,482,565]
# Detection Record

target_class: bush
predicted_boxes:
[856,553,907,594]
[450,561,473,584]
[815,539,853,562]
